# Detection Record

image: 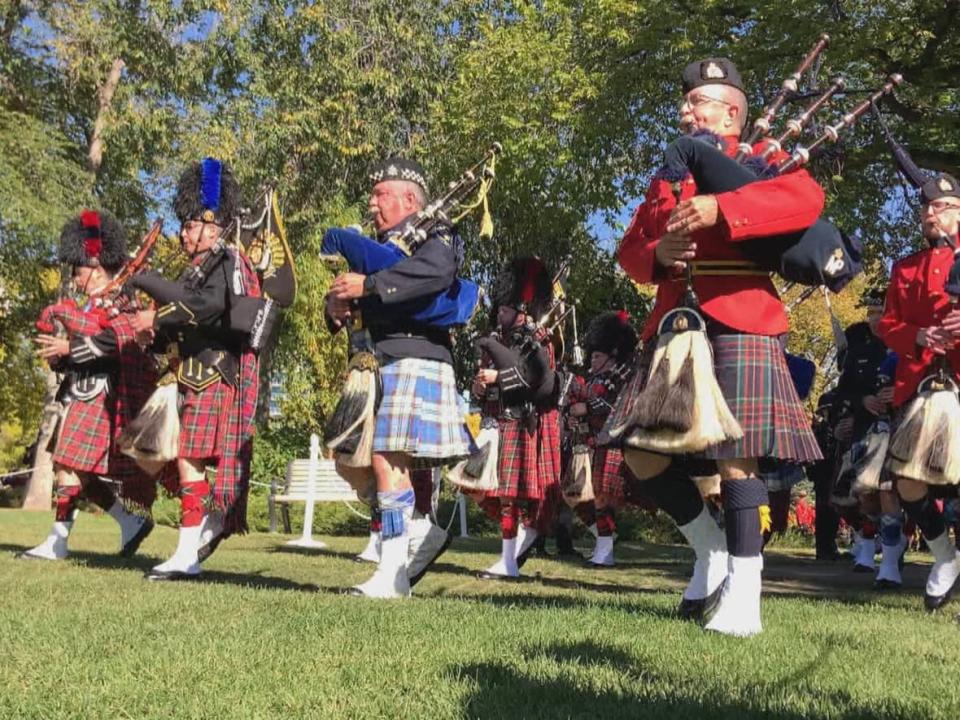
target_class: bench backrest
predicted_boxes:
[282,459,357,501]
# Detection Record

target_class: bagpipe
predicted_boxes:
[320,142,501,327]
[658,36,903,291]
[324,145,502,469]
[114,186,297,475]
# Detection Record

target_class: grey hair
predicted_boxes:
[400,179,427,210]
[721,85,749,133]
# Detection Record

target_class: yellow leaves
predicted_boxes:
[38,268,61,295]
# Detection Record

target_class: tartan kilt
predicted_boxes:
[372,357,474,465]
[593,446,627,503]
[53,395,113,475]
[705,334,822,462]
[179,380,234,460]
[491,409,561,501]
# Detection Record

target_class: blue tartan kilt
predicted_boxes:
[372,357,475,465]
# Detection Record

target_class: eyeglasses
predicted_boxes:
[679,93,731,111]
[927,200,960,213]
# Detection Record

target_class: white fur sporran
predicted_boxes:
[448,423,499,493]
[887,374,960,485]
[118,380,180,476]
[561,444,595,508]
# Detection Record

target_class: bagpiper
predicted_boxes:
[19,211,157,561]
[567,311,638,567]
[325,157,473,598]
[610,57,825,636]
[470,257,562,580]
[128,158,261,580]
[879,173,960,610]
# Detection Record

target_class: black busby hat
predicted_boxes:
[920,173,960,205]
[682,58,745,94]
[58,209,127,272]
[584,311,638,361]
[492,256,554,321]
[173,157,241,226]
[859,285,886,308]
[369,157,429,194]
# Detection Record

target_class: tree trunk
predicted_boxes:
[21,368,61,510]
[87,57,125,172]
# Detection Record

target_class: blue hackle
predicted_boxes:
[690,129,724,149]
[200,157,223,212]
[741,154,779,179]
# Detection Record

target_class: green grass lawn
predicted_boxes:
[2,508,959,720]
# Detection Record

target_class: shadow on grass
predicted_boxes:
[269,544,361,562]
[1,542,323,594]
[1,543,156,572]
[448,638,908,720]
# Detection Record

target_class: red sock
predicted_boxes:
[861,519,878,539]
[500,503,519,540]
[55,486,82,522]
[180,480,210,528]
[596,507,616,537]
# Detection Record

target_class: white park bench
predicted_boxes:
[267,433,470,547]
[268,434,365,548]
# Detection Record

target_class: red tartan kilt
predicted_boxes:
[491,409,561,501]
[179,381,234,460]
[53,397,113,475]
[593,446,627,503]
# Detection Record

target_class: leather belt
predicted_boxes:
[689,260,768,277]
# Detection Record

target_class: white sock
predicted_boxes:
[152,524,203,575]
[354,527,411,598]
[876,535,906,584]
[484,537,519,577]
[704,555,763,637]
[678,506,728,600]
[24,521,72,560]
[926,531,960,597]
[515,525,538,559]
[107,501,147,547]
[590,535,615,566]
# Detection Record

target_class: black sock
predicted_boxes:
[635,464,704,527]
[900,494,946,542]
[722,477,768,558]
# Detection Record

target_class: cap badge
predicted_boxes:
[703,61,726,80]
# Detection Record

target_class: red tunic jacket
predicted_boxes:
[617,135,826,340]
[878,246,960,407]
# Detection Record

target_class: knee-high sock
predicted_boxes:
[880,512,904,547]
[722,477,768,558]
[596,506,616,537]
[634,465,703,527]
[901,494,946,542]
[500,502,519,540]
[861,517,878,540]
[55,485,82,523]
[180,480,210,528]
[379,489,416,539]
